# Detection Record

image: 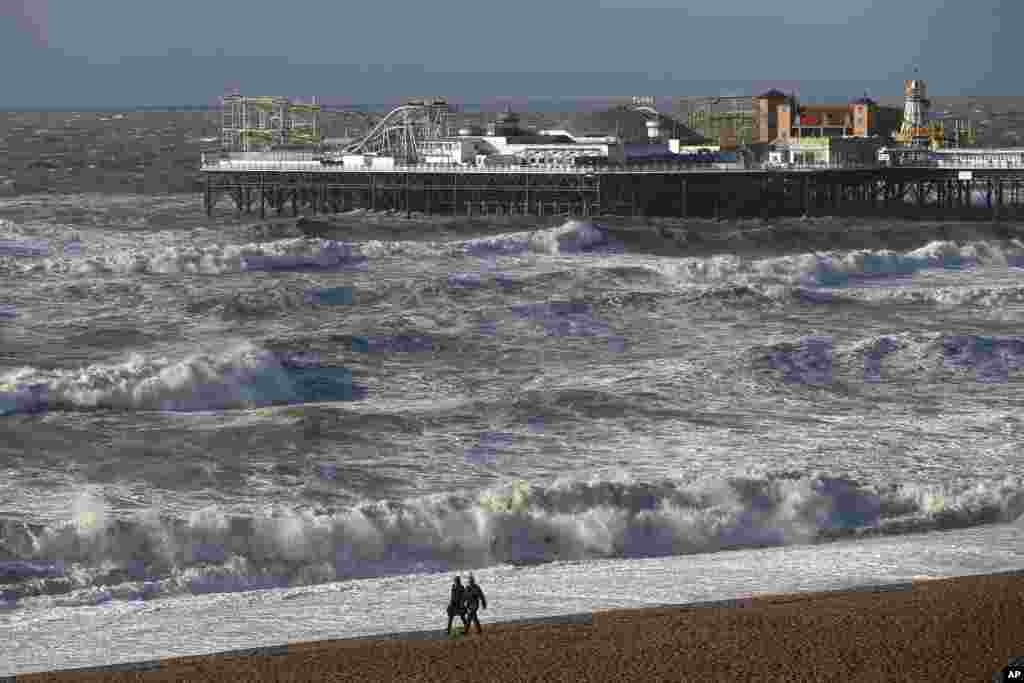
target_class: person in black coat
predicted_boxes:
[446,576,468,635]
[463,573,487,634]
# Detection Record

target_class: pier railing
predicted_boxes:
[200,151,1024,174]
[199,151,754,174]
[197,155,971,174]
[200,150,1024,220]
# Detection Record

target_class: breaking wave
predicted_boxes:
[657,219,1024,255]
[2,474,1022,609]
[1,220,619,277]
[654,239,1024,288]
[6,237,369,275]
[0,344,366,414]
[459,220,620,259]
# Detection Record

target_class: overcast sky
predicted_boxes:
[0,0,1018,108]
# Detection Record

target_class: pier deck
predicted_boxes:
[200,156,1024,220]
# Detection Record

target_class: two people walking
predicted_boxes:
[446,573,487,636]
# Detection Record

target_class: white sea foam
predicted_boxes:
[0,220,612,278]
[6,237,368,275]
[0,343,358,414]
[653,239,1024,288]
[2,474,1022,609]
[460,220,613,259]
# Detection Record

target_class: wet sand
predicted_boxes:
[14,572,1024,682]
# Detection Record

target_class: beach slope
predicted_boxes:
[14,572,1024,682]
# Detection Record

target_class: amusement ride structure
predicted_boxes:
[220,93,321,152]
[220,93,452,162]
[339,99,451,161]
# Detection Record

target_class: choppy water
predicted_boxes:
[1,191,1023,675]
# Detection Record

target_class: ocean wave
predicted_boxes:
[848,284,1024,310]
[677,281,1024,313]
[0,239,50,258]
[805,240,1024,286]
[357,239,451,260]
[507,301,612,338]
[2,220,616,277]
[185,284,312,319]
[7,237,369,275]
[182,282,358,319]
[1,474,1022,608]
[594,264,670,287]
[751,333,1024,385]
[305,286,355,306]
[472,301,620,345]
[349,335,436,353]
[0,344,366,414]
[0,238,83,264]
[939,335,1024,382]
[655,239,1024,288]
[668,219,1024,255]
[459,220,621,259]
[686,284,780,306]
[583,284,848,313]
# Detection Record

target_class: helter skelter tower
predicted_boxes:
[895,73,931,148]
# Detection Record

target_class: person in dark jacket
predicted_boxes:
[446,576,468,635]
[463,573,487,634]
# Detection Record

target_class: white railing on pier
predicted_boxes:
[200,152,1024,174]
[762,163,881,171]
[199,154,752,174]
[199,161,890,174]
[881,148,1024,169]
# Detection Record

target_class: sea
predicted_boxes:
[2,112,1024,675]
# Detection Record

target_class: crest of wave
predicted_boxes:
[653,239,1024,288]
[796,239,1024,286]
[5,474,1024,605]
[0,342,300,412]
[18,237,362,275]
[459,220,610,259]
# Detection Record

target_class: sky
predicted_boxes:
[0,0,1018,108]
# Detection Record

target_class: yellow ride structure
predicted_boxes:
[220,94,322,152]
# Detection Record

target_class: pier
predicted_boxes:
[201,154,1024,221]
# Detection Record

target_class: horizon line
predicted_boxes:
[0,93,1009,113]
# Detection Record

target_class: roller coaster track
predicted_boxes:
[343,101,449,161]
